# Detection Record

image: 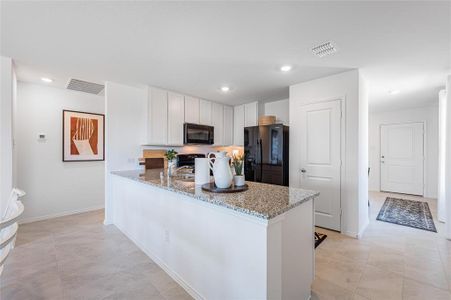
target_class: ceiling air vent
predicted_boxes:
[312,41,337,58]
[66,79,104,95]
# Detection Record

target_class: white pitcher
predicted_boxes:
[208,154,233,189]
[208,151,227,159]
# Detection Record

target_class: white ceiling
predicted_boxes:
[1,1,450,111]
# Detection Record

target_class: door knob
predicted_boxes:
[300,168,306,173]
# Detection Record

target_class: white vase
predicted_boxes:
[233,175,245,186]
[167,160,176,177]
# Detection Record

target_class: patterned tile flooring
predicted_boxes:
[1,191,450,299]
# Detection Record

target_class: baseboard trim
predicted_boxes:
[342,220,369,239]
[19,205,104,224]
[342,230,358,238]
[357,219,369,239]
[114,223,205,300]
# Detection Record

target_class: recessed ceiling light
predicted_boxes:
[220,86,230,93]
[280,65,292,72]
[312,41,338,57]
[388,89,400,95]
[41,77,53,83]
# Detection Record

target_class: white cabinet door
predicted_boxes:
[223,105,234,146]
[233,105,245,146]
[211,103,224,146]
[297,100,342,231]
[148,87,168,145]
[244,101,258,127]
[199,99,212,125]
[168,92,185,145]
[380,122,424,195]
[184,96,199,124]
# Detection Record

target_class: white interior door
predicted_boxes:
[380,123,424,195]
[298,100,341,231]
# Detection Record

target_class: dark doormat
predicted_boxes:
[315,232,327,248]
[376,197,437,232]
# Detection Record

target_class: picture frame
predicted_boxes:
[62,110,105,162]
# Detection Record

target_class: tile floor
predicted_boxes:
[312,191,451,300]
[1,191,450,299]
[0,210,192,300]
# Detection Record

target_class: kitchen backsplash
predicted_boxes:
[139,145,244,169]
[141,145,244,156]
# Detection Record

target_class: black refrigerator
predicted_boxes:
[244,124,289,186]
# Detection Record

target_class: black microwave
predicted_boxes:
[184,123,214,145]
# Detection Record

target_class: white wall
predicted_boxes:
[445,75,451,239]
[264,99,289,125]
[0,56,15,218]
[438,89,447,222]
[104,82,147,224]
[368,105,439,198]
[16,82,105,223]
[358,75,369,232]
[290,69,369,238]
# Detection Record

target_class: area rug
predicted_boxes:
[314,232,327,248]
[376,197,437,232]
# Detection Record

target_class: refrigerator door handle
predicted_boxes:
[259,138,263,180]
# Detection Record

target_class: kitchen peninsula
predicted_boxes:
[109,169,318,300]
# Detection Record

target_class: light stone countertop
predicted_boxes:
[111,169,319,220]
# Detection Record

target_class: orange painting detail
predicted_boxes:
[70,117,99,155]
[70,117,79,155]
[89,119,98,154]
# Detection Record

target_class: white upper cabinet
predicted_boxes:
[147,86,236,146]
[244,101,259,127]
[211,102,224,146]
[184,96,199,124]
[168,92,185,145]
[223,105,234,146]
[233,105,245,146]
[199,99,212,125]
[148,87,168,145]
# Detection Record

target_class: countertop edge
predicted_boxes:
[110,171,319,220]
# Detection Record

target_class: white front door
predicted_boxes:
[380,123,424,196]
[298,100,342,231]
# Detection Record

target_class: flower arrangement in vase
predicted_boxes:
[164,149,178,177]
[232,153,245,186]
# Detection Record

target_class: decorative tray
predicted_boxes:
[201,183,249,193]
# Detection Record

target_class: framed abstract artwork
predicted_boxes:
[63,110,105,162]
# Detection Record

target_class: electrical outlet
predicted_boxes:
[37,133,47,142]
